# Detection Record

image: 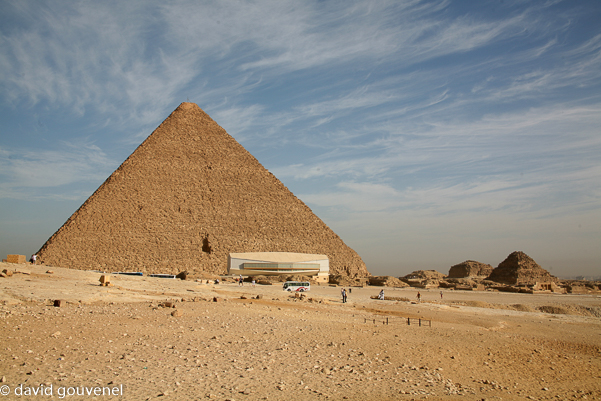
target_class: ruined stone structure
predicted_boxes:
[37,103,369,277]
[401,270,446,288]
[368,276,408,287]
[448,260,493,278]
[486,251,556,285]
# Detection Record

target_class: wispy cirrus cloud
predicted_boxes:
[0,0,551,124]
[0,142,115,200]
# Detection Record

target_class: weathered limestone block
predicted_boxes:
[7,255,26,264]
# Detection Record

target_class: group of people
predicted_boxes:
[341,287,352,303]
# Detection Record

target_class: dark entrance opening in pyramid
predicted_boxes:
[202,237,212,254]
[36,102,369,278]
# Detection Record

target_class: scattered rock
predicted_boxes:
[99,275,111,286]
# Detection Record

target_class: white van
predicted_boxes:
[283,281,310,292]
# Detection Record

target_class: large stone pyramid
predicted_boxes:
[38,103,369,277]
[486,251,556,285]
[448,260,493,278]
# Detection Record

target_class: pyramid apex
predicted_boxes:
[176,102,200,111]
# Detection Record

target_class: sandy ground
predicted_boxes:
[1,262,600,400]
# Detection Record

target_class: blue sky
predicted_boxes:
[1,0,600,278]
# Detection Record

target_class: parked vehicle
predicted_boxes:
[283,281,310,292]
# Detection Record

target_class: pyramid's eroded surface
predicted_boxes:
[38,103,369,278]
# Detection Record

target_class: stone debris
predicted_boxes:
[99,275,111,286]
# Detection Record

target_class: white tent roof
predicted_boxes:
[229,252,328,263]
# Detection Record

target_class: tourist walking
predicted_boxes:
[417,291,421,302]
[378,289,385,300]
[341,288,347,303]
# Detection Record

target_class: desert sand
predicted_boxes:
[1,262,600,400]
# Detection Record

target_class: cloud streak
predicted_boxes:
[0,142,115,200]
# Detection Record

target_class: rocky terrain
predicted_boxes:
[1,262,600,400]
[36,103,368,278]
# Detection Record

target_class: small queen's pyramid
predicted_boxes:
[37,103,369,278]
[487,251,556,285]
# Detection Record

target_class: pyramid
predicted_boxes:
[447,260,493,278]
[486,251,556,285]
[37,103,369,277]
